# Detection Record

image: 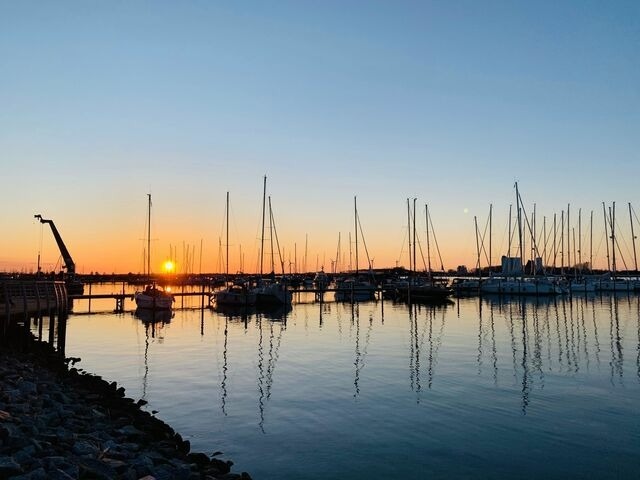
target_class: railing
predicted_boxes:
[0,280,68,352]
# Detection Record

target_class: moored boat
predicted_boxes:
[334,277,377,302]
[254,278,291,305]
[135,284,174,310]
[395,278,453,302]
[214,282,257,306]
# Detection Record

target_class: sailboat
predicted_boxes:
[135,194,175,310]
[213,192,257,307]
[479,183,564,296]
[334,196,377,302]
[395,200,452,303]
[253,176,292,306]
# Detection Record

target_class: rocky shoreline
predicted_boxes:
[0,336,250,480]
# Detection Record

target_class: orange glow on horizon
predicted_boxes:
[163,260,175,273]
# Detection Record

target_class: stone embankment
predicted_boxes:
[0,339,250,480]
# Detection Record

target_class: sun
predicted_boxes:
[163,260,175,273]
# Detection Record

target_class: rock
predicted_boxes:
[0,456,23,476]
[78,457,118,479]
[187,452,210,466]
[0,346,248,480]
[13,445,36,463]
[17,381,38,395]
[8,466,48,480]
[72,439,99,456]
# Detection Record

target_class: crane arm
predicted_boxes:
[34,214,76,274]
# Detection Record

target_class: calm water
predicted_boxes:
[61,285,639,479]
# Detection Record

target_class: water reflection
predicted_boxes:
[256,315,286,432]
[407,302,449,401]
[352,303,374,398]
[213,304,292,324]
[470,294,640,412]
[133,309,174,402]
[67,294,640,424]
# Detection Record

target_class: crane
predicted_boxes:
[34,214,76,275]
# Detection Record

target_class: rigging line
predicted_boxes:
[269,198,286,275]
[543,219,555,266]
[478,212,491,267]
[415,227,428,271]
[515,190,546,273]
[612,216,633,270]
[356,208,374,270]
[613,235,630,272]
[427,210,445,271]
[631,203,640,228]
[397,225,409,267]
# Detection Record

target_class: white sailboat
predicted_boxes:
[135,194,174,310]
[479,183,565,296]
[335,196,376,302]
[254,176,292,306]
[214,192,257,307]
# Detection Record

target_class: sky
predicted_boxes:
[1,1,639,274]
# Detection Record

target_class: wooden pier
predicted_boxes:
[70,285,210,313]
[1,279,69,353]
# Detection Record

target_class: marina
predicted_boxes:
[46,285,640,479]
[3,2,639,478]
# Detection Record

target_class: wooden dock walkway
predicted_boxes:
[1,279,69,354]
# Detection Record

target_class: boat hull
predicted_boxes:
[215,289,257,306]
[134,292,174,310]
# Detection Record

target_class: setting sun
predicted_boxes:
[163,260,175,273]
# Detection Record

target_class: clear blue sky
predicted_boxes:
[1,1,638,272]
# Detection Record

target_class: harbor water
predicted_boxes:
[62,285,639,479]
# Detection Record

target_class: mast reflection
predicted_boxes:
[256,310,287,433]
[134,309,173,403]
[408,301,449,401]
[475,293,637,411]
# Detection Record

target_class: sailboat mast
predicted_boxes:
[260,175,267,276]
[474,215,481,279]
[354,196,359,275]
[515,183,523,276]
[560,210,564,275]
[567,204,571,271]
[425,204,431,274]
[629,202,638,272]
[603,202,611,272]
[406,198,412,273]
[610,203,617,275]
[268,196,275,274]
[532,203,536,269]
[412,198,417,274]
[590,210,593,273]
[147,194,151,276]
[225,192,229,278]
[578,208,582,269]
[508,204,513,258]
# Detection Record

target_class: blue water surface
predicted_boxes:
[64,289,640,479]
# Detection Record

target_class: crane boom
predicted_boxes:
[34,214,76,274]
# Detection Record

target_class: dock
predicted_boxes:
[1,279,69,353]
